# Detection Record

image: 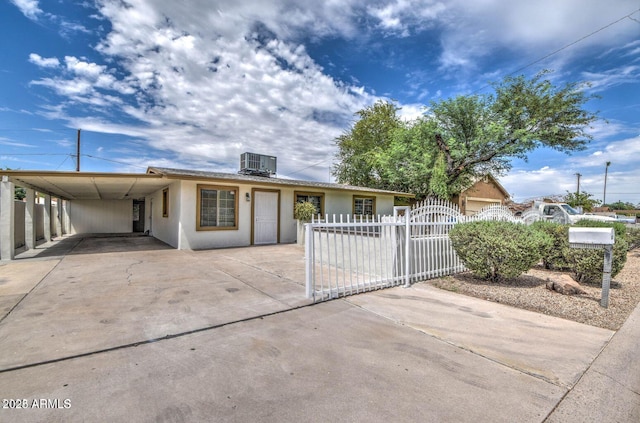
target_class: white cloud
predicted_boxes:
[433,0,640,72]
[0,138,36,148]
[10,0,42,20]
[501,166,574,201]
[569,136,640,168]
[397,103,425,121]
[582,65,640,92]
[29,53,60,68]
[502,159,640,205]
[27,0,383,181]
[367,0,446,36]
[23,0,640,184]
[64,56,105,78]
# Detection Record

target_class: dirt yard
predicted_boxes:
[426,248,640,331]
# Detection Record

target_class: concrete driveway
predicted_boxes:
[0,235,637,422]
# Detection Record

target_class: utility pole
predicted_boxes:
[575,172,582,196]
[76,129,81,172]
[603,161,611,206]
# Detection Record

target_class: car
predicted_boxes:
[615,214,636,224]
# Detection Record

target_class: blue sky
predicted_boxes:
[1,0,639,205]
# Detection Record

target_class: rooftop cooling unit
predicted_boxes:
[239,152,277,177]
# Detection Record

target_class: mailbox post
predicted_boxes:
[568,227,615,308]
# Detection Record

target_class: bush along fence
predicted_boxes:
[304,198,634,302]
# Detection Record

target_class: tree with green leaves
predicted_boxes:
[604,201,636,210]
[2,167,26,200]
[333,100,404,190]
[333,71,599,199]
[563,190,601,212]
[14,187,26,200]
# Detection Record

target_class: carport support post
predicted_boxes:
[61,199,70,235]
[43,194,52,242]
[1,176,15,260]
[601,245,613,308]
[54,197,62,237]
[25,188,36,250]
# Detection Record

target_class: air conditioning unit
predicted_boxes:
[239,152,277,177]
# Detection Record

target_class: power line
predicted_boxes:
[280,157,332,178]
[0,153,69,156]
[55,155,71,170]
[83,154,148,169]
[508,9,639,77]
[472,7,640,94]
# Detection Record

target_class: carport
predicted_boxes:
[0,170,169,260]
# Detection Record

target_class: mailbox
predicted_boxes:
[568,227,614,249]
[567,227,615,308]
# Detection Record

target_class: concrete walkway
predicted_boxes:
[0,235,638,422]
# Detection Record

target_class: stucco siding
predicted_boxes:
[137,177,401,251]
[165,180,398,250]
[149,181,180,248]
[68,200,133,234]
[177,180,252,250]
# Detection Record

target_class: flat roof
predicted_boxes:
[1,170,167,201]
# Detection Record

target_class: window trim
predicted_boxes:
[294,191,325,217]
[162,188,169,218]
[352,195,376,217]
[196,184,239,231]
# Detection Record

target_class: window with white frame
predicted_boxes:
[197,185,238,230]
[353,196,375,216]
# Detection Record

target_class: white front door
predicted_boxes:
[253,190,279,245]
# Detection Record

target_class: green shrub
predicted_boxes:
[626,226,640,251]
[530,220,571,270]
[567,220,629,284]
[294,201,317,222]
[450,221,551,282]
[573,219,627,238]
[530,219,631,284]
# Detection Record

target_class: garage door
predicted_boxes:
[466,199,500,216]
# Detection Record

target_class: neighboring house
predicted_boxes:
[0,166,413,258]
[450,174,510,216]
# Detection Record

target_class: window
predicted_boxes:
[197,185,238,230]
[162,188,169,218]
[353,196,375,216]
[294,191,324,216]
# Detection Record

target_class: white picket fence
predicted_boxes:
[304,198,526,302]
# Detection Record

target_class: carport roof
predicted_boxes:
[1,170,168,201]
[1,167,414,201]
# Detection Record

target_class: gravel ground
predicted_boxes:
[425,248,640,331]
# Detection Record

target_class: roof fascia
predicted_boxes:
[151,170,414,197]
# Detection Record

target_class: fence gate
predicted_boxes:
[305,198,468,302]
[304,214,406,302]
[407,198,467,283]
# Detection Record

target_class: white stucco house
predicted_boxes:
[0,167,413,259]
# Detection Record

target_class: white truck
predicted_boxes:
[530,202,617,225]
